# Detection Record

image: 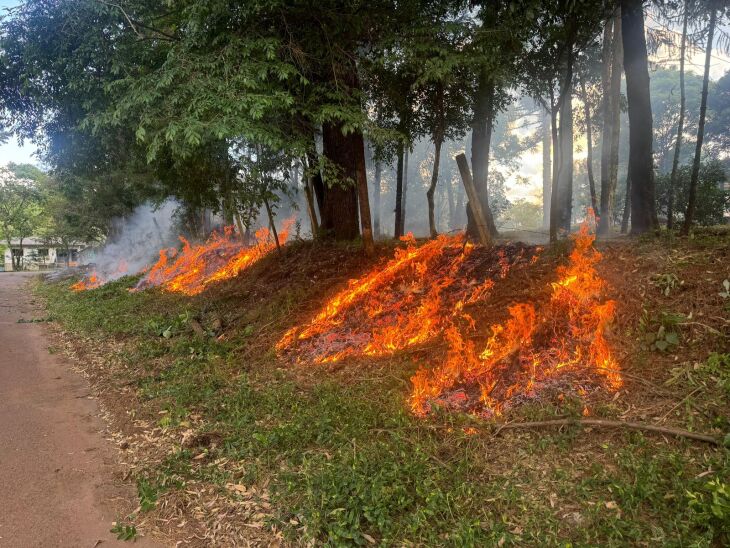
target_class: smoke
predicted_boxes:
[82,199,180,281]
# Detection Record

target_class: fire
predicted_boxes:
[70,271,102,291]
[278,214,620,416]
[135,222,292,296]
[410,219,621,416]
[70,258,131,291]
[277,233,540,365]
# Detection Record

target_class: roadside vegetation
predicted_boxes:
[37,231,729,546]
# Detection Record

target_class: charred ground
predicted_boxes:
[36,230,729,546]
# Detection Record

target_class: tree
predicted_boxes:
[682,3,719,235]
[598,8,623,235]
[621,0,659,234]
[656,160,729,226]
[667,1,689,230]
[0,167,42,270]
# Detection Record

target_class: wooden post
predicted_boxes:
[455,153,492,247]
[262,197,281,252]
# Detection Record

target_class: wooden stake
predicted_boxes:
[455,153,492,247]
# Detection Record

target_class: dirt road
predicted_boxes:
[0,273,162,547]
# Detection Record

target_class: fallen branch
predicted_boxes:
[493,418,721,445]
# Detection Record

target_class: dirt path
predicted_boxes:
[0,273,163,548]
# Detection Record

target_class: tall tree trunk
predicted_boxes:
[467,71,499,239]
[542,110,552,229]
[621,0,659,234]
[394,143,404,239]
[401,148,409,235]
[599,9,623,234]
[559,87,574,233]
[667,2,688,230]
[427,137,443,238]
[598,16,614,233]
[681,5,716,235]
[580,79,599,214]
[607,11,623,227]
[321,121,361,240]
[302,156,320,235]
[373,162,381,239]
[621,174,631,233]
[353,132,375,255]
[307,144,325,218]
[549,103,562,243]
[446,172,455,230]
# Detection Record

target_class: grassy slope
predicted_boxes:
[36,233,729,546]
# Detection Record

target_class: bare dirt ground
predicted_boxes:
[0,272,164,548]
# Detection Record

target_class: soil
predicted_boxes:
[0,272,165,548]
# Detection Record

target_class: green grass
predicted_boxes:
[34,275,730,546]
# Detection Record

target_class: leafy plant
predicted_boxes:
[137,477,158,512]
[111,522,138,541]
[651,273,682,296]
[687,479,730,539]
[640,310,684,352]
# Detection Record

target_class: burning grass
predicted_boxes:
[72,222,291,296]
[278,220,623,416]
[277,234,541,363]
[134,222,292,296]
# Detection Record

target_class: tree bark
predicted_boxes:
[302,157,320,235]
[667,3,688,230]
[401,148,409,235]
[559,88,573,233]
[681,5,716,235]
[621,0,658,234]
[353,131,375,256]
[620,174,631,233]
[427,137,443,238]
[580,79,599,214]
[542,110,552,229]
[456,153,493,247]
[446,172,455,230]
[321,121,362,241]
[467,71,499,239]
[373,162,381,239]
[394,143,404,239]
[599,9,623,234]
[549,102,562,243]
[598,16,614,232]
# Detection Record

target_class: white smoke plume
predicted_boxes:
[81,199,180,282]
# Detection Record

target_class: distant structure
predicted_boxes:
[1,238,86,272]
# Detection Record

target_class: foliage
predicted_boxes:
[0,166,43,267]
[655,160,729,226]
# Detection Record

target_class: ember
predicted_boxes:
[135,222,293,296]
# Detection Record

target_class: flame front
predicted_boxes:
[277,233,539,365]
[278,216,621,416]
[410,219,621,415]
[135,222,293,296]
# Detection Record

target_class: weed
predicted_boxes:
[111,521,138,541]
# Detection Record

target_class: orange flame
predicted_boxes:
[277,233,539,366]
[71,271,103,291]
[410,218,621,416]
[278,213,620,416]
[135,222,293,296]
